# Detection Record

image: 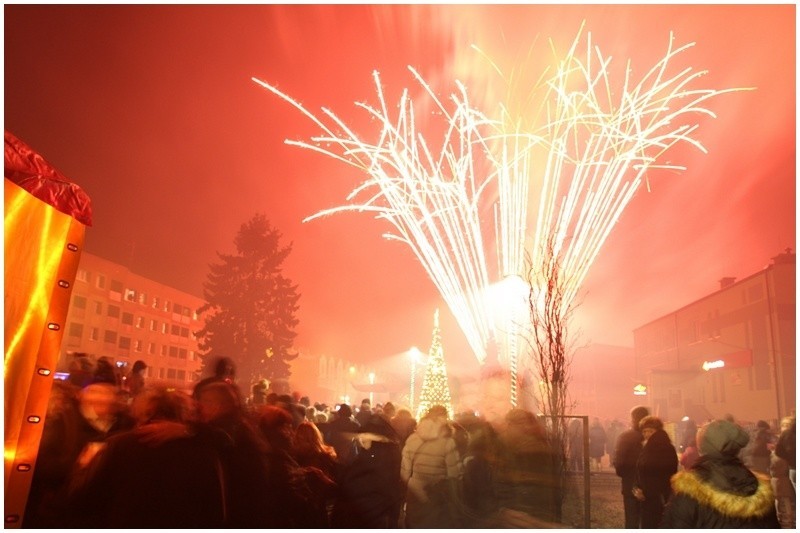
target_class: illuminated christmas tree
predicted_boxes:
[415,309,453,420]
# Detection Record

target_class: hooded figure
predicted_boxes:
[331,414,403,528]
[400,405,462,528]
[660,419,780,528]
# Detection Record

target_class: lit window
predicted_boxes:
[134,340,143,352]
[150,319,157,331]
[135,316,144,328]
[161,323,168,335]
[152,297,160,310]
[124,289,136,302]
[76,269,89,282]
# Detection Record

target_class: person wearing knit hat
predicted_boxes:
[632,415,678,528]
[614,405,650,528]
[660,419,780,528]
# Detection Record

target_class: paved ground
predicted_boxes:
[562,470,626,529]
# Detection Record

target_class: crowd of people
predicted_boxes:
[612,405,795,529]
[21,354,796,529]
[23,355,564,528]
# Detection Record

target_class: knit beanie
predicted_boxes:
[698,419,750,458]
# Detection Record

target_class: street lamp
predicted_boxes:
[409,347,422,412]
[369,372,375,406]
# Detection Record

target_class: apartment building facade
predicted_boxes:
[58,252,205,393]
[632,250,795,427]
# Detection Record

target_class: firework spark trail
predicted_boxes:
[526,31,747,315]
[253,28,747,372]
[253,70,503,363]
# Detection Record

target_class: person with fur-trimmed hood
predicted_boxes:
[660,418,780,528]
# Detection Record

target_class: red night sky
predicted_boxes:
[4,5,795,383]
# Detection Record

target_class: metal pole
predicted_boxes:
[582,415,591,529]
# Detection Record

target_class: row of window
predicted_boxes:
[72,295,194,338]
[148,367,199,382]
[68,322,197,360]
[75,269,199,319]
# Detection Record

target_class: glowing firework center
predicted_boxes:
[254,27,744,407]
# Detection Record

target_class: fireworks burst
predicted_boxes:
[253,27,747,383]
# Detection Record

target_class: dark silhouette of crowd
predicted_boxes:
[22,355,568,529]
[21,354,792,529]
[611,405,787,529]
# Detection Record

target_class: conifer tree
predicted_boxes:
[196,213,300,384]
[415,309,453,420]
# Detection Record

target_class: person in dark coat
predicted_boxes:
[125,360,147,399]
[774,414,795,492]
[740,420,773,476]
[589,417,608,471]
[324,403,361,465]
[390,407,417,448]
[24,380,134,527]
[331,413,403,528]
[192,356,236,400]
[614,405,649,528]
[195,381,283,528]
[660,418,780,528]
[257,405,333,528]
[633,415,678,528]
[66,387,227,528]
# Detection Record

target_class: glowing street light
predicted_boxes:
[409,347,422,412]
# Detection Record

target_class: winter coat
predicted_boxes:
[636,429,678,528]
[660,455,780,528]
[615,428,643,493]
[636,429,678,500]
[740,427,773,475]
[770,451,796,528]
[324,415,361,465]
[493,416,559,523]
[400,416,462,528]
[331,432,403,528]
[66,426,227,528]
[589,423,608,459]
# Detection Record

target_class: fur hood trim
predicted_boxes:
[671,470,775,518]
